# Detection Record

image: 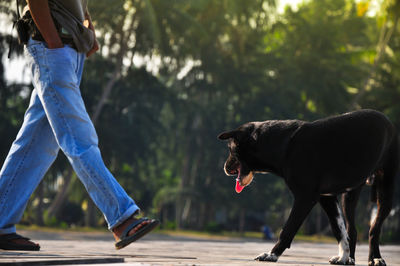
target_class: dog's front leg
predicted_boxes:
[255,197,317,262]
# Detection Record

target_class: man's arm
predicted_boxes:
[84,10,99,57]
[27,0,63,49]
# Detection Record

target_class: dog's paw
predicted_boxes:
[368,258,386,266]
[329,256,355,265]
[255,252,278,262]
[347,257,355,265]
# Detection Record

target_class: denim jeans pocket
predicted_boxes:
[26,38,45,52]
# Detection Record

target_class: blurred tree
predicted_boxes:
[351,0,400,109]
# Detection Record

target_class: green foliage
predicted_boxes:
[163,221,177,230]
[43,212,59,227]
[204,221,223,233]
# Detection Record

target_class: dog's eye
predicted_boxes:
[229,142,239,152]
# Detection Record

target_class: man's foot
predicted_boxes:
[112,216,152,241]
[0,233,40,251]
[112,215,160,249]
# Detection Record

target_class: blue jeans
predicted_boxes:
[0,39,139,234]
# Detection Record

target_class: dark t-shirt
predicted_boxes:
[24,0,87,22]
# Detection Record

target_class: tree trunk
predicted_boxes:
[197,202,207,230]
[35,182,44,226]
[46,167,74,219]
[176,144,192,229]
[85,199,97,227]
[239,209,246,234]
[316,205,322,234]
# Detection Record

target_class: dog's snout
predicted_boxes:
[228,169,238,175]
[223,157,240,176]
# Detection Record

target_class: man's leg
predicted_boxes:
[0,88,59,235]
[30,40,139,230]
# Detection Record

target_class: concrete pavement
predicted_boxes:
[1,229,399,265]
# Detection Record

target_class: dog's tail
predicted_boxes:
[369,171,380,203]
[367,170,382,203]
[370,182,377,203]
[366,134,400,203]
[370,133,400,203]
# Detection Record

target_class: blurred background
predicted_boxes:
[0,0,399,243]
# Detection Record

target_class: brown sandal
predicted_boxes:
[115,217,159,250]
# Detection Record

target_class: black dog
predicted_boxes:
[218,109,398,266]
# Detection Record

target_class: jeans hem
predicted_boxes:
[108,205,140,231]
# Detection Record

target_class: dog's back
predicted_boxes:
[286,109,398,194]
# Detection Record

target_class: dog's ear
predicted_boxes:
[218,130,237,140]
[250,131,258,143]
[218,130,249,143]
[218,124,255,141]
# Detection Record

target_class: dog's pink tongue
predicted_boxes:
[235,178,244,193]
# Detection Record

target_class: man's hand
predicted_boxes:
[27,0,63,49]
[84,13,99,57]
[86,39,99,58]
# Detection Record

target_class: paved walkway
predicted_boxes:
[1,230,399,265]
